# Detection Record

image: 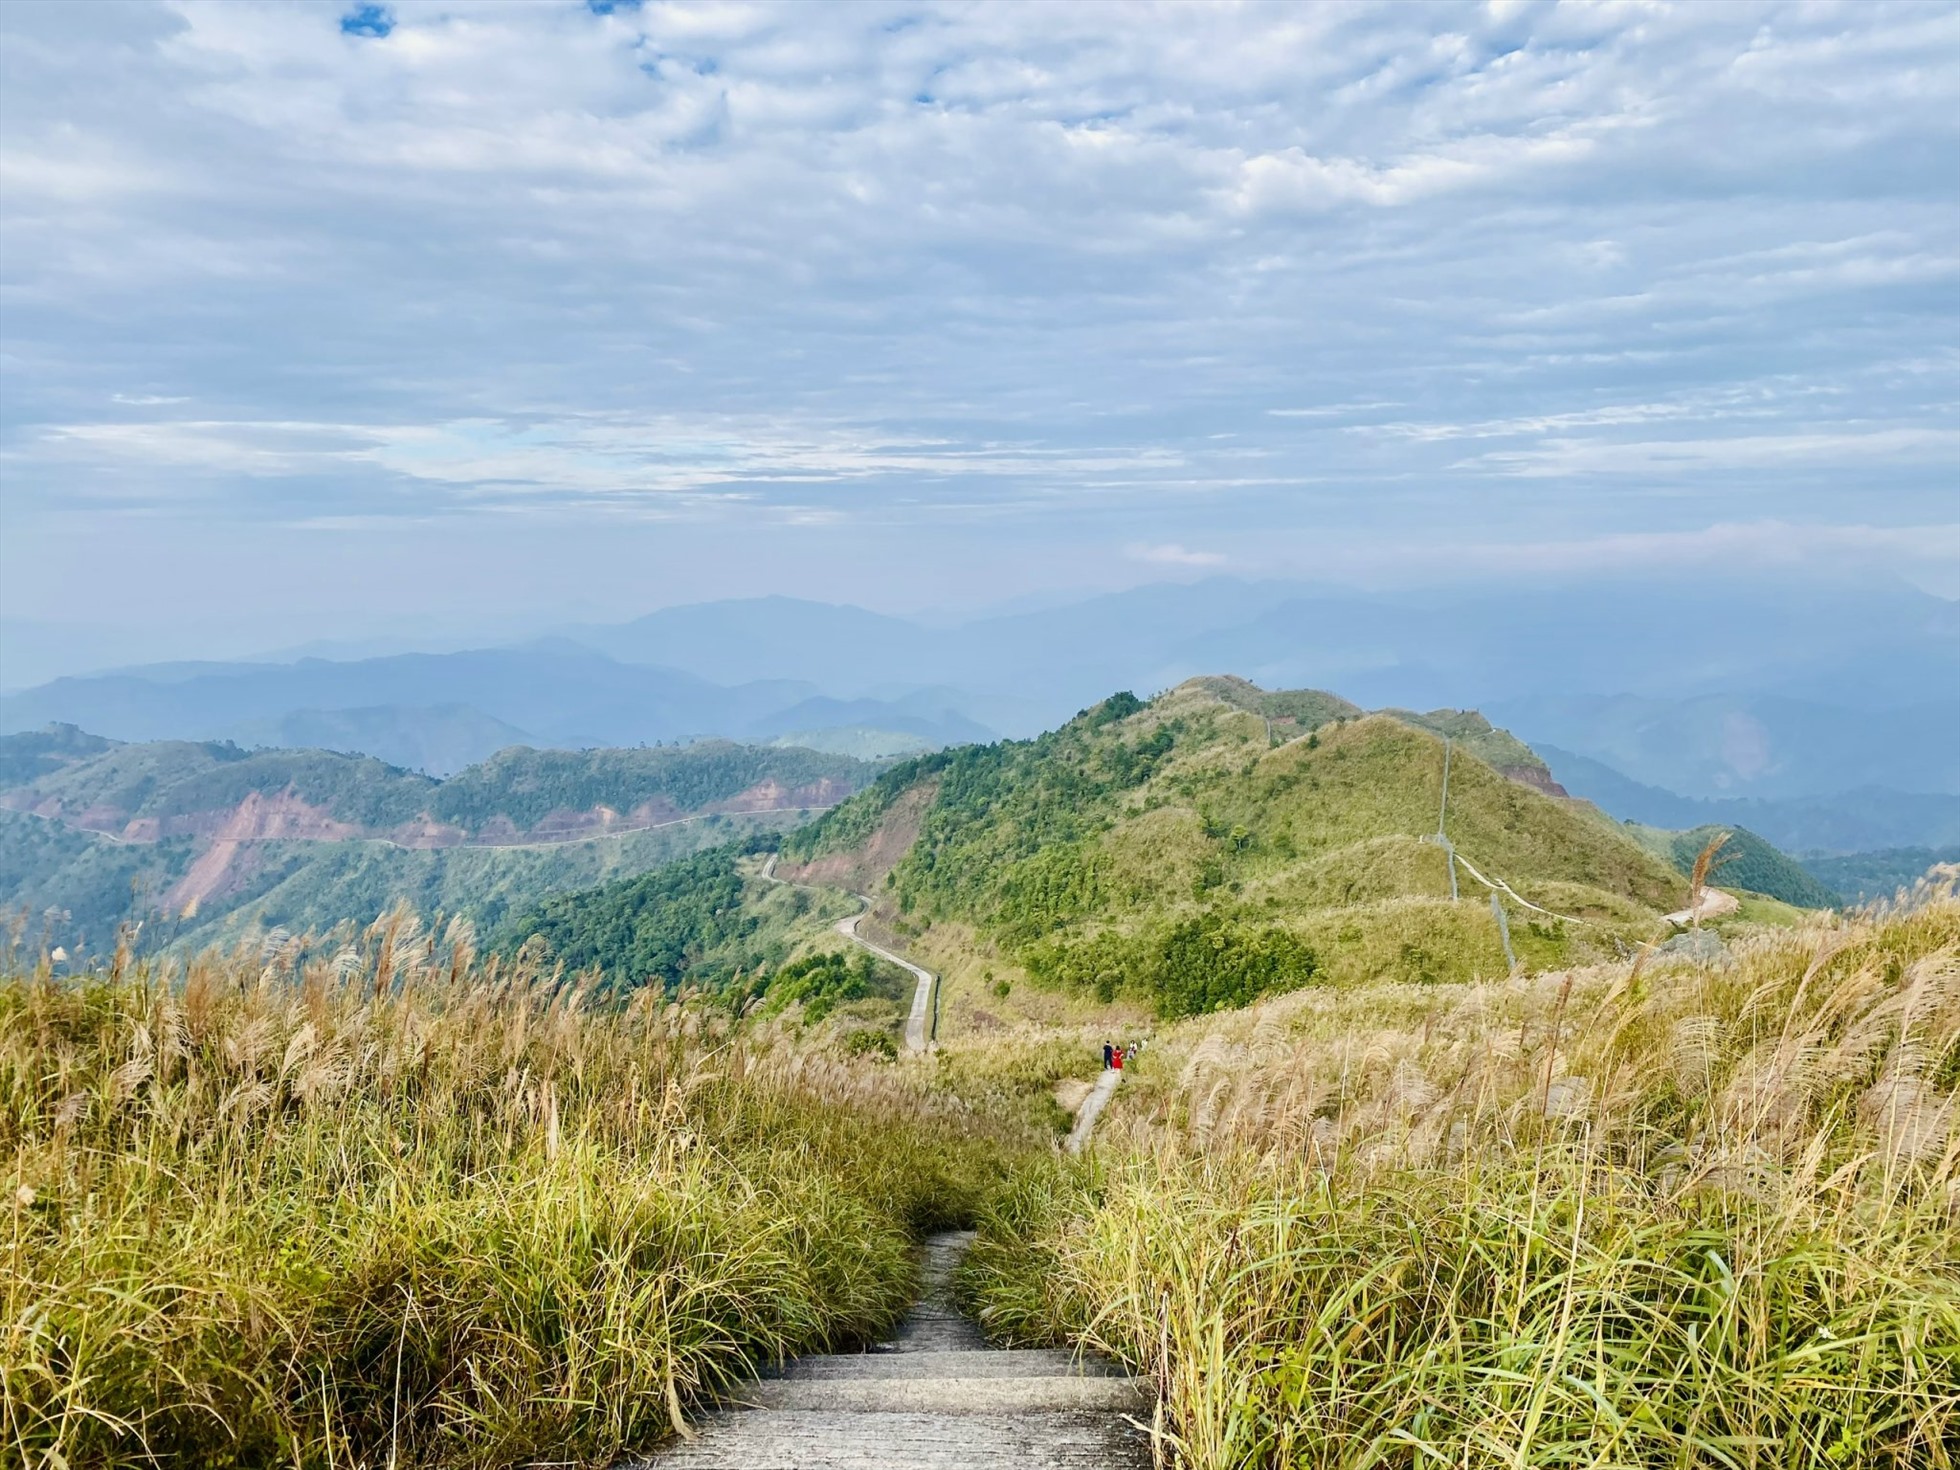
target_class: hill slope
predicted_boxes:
[1623,823,1842,910]
[1,728,875,952]
[776,680,1698,1012]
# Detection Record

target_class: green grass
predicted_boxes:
[1,928,1024,1469]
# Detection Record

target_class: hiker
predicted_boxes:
[1102,1041,1113,1070]
[1112,1045,1125,1072]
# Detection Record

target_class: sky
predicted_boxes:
[1,0,1956,671]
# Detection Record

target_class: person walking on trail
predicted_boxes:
[1112,1045,1125,1072]
[1102,1041,1113,1070]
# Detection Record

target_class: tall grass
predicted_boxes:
[963,887,1960,1467]
[3,911,1010,1469]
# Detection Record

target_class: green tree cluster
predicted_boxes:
[1024,915,1317,1017]
[760,950,879,1022]
[496,843,760,992]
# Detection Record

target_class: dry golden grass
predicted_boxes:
[1,909,1015,1469]
[965,879,1960,1468]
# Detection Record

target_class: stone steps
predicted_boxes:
[622,1230,1153,1469]
[645,1409,1150,1469]
[737,1375,1152,1414]
[779,1348,1130,1380]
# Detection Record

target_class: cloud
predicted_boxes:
[1457,428,1960,478]
[1127,543,1227,568]
[1,0,1955,628]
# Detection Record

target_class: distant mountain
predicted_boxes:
[557,597,938,693]
[563,574,1960,789]
[1499,693,1959,801]
[10,570,1952,798]
[1540,745,1960,854]
[0,643,996,761]
[0,722,115,786]
[768,728,939,760]
[225,704,535,776]
[0,728,878,952]
[1801,847,1960,905]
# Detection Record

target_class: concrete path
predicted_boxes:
[1064,1069,1122,1156]
[631,1232,1153,1469]
[759,855,936,1054]
[835,905,935,1053]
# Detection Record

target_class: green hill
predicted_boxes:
[0,728,876,953]
[3,729,868,836]
[1799,846,1960,906]
[775,680,1698,1012]
[1623,822,1843,910]
[494,839,866,999]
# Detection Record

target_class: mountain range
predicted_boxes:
[750,677,1826,1008]
[4,572,1952,851]
[0,644,990,776]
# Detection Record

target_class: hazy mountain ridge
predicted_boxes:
[1542,745,1960,854]
[0,644,994,776]
[1802,847,1960,905]
[8,572,1949,799]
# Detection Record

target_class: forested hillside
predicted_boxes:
[1625,822,1842,909]
[0,727,875,952]
[4,728,865,834]
[496,838,868,998]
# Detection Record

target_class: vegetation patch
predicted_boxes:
[1,928,1023,1469]
[781,681,1699,1010]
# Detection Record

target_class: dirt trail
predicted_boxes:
[631,1232,1152,1469]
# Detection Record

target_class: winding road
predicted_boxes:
[835,905,936,1053]
[761,854,937,1054]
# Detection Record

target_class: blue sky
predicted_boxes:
[1,0,1955,664]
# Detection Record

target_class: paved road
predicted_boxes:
[759,855,936,1054]
[630,1232,1153,1470]
[835,905,935,1053]
[1064,1069,1123,1156]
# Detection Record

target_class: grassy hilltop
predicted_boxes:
[964,880,1960,1467]
[776,679,1743,1014]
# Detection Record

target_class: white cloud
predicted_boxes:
[1127,542,1227,567]
[1459,427,1960,477]
[1,0,1955,614]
